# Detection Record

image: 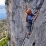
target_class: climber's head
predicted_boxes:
[26,9,32,15]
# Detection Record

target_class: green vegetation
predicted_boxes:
[0,37,8,46]
[0,19,8,46]
[0,19,7,39]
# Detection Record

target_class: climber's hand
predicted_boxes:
[37,10,40,14]
[33,10,40,21]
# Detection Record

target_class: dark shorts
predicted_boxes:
[26,22,32,32]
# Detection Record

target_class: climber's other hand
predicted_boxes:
[37,10,40,14]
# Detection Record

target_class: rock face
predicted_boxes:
[5,0,46,46]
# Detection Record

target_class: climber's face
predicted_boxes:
[26,9,32,15]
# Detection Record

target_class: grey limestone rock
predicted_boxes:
[5,0,46,46]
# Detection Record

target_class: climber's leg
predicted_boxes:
[26,26,31,38]
[26,22,32,37]
[26,22,32,38]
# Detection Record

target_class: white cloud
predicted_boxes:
[0,0,5,5]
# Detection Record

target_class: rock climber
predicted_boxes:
[26,9,40,38]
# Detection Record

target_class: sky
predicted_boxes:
[0,0,5,5]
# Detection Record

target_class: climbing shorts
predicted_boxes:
[26,22,32,32]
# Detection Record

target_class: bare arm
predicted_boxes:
[33,10,40,20]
